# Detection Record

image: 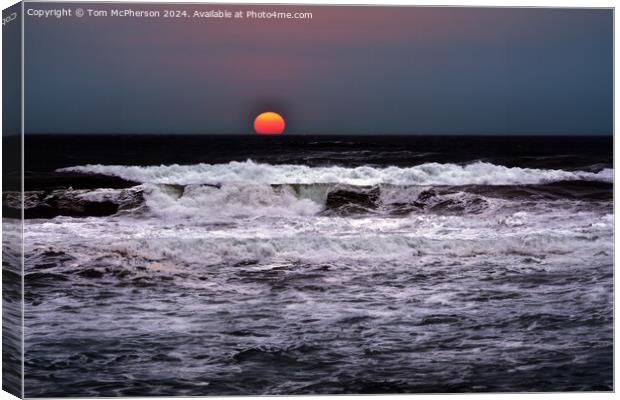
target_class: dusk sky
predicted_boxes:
[23,4,612,135]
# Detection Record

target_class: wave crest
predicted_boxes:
[142,183,323,220]
[58,160,613,186]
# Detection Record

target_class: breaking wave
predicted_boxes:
[45,224,612,269]
[141,183,323,220]
[58,160,613,186]
[14,180,612,220]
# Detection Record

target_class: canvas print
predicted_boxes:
[2,2,613,397]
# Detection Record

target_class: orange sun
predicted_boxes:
[254,112,285,135]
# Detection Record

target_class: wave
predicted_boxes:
[57,160,613,186]
[141,184,323,220]
[13,178,612,220]
[138,183,493,221]
[70,227,613,269]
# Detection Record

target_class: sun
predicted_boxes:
[254,112,285,135]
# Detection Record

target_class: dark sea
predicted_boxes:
[3,134,613,396]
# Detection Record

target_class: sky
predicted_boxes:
[21,4,613,135]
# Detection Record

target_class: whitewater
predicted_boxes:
[58,160,614,186]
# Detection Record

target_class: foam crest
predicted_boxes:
[104,231,611,268]
[141,183,323,220]
[58,160,613,186]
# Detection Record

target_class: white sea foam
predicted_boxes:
[25,204,613,268]
[58,160,613,186]
[32,224,612,269]
[141,183,323,220]
[76,188,125,202]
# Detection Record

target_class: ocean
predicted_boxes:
[4,134,613,395]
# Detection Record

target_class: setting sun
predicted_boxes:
[254,112,285,135]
